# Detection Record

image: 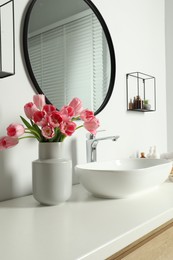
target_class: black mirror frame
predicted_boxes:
[23,0,116,115]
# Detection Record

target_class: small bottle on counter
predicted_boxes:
[147,146,160,159]
[140,152,146,158]
[151,146,160,159]
[146,146,153,158]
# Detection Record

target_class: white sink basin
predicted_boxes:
[75,159,172,198]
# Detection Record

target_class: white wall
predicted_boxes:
[92,0,167,160]
[165,0,173,152]
[0,0,167,201]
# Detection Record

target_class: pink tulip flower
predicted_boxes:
[60,121,76,136]
[43,104,56,115]
[68,98,83,116]
[7,123,25,138]
[48,111,63,128]
[24,102,38,119]
[33,111,47,127]
[0,136,19,150]
[84,116,100,135]
[33,94,46,110]
[60,106,74,121]
[80,109,94,122]
[41,125,55,139]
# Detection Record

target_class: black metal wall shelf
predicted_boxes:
[0,0,15,78]
[126,72,156,112]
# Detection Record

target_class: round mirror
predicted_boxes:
[23,0,116,115]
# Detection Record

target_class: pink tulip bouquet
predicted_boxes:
[0,95,100,150]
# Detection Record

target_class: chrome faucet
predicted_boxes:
[86,133,120,163]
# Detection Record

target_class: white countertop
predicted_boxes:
[0,181,173,260]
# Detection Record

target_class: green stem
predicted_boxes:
[30,120,34,126]
[19,136,37,140]
[60,135,66,142]
[76,125,83,130]
[25,131,35,134]
[72,116,80,121]
[25,128,41,139]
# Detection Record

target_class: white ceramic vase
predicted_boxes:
[32,142,72,206]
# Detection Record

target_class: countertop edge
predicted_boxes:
[79,209,173,259]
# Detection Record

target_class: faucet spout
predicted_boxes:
[86,134,119,163]
[91,136,119,149]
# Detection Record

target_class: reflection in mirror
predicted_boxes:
[24,0,115,114]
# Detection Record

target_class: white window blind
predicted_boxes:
[28,11,109,110]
